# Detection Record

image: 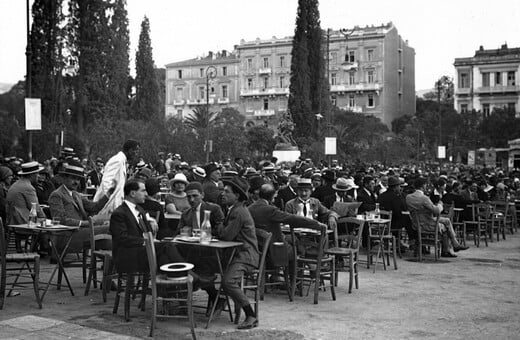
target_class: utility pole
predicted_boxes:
[26,0,32,160]
[205,65,216,163]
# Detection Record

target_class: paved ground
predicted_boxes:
[1,233,519,339]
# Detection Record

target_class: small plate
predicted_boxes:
[175,236,200,243]
[210,239,219,242]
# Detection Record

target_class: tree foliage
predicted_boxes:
[134,16,160,120]
[247,125,276,157]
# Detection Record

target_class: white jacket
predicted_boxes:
[94,151,127,215]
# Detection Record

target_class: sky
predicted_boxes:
[1,0,520,91]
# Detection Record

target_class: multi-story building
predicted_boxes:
[164,23,415,127]
[454,44,520,117]
[164,50,239,119]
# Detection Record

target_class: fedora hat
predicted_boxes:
[322,169,336,182]
[248,176,265,193]
[332,177,358,191]
[193,167,206,178]
[387,176,401,187]
[18,161,44,176]
[204,163,220,178]
[223,176,249,201]
[171,173,188,185]
[60,163,85,178]
[296,178,313,189]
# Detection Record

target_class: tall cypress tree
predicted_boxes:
[288,0,312,138]
[134,16,160,120]
[106,0,130,119]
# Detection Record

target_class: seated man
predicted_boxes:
[406,177,468,257]
[48,162,110,253]
[110,180,184,273]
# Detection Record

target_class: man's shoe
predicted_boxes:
[441,252,457,258]
[237,316,258,330]
[453,245,469,252]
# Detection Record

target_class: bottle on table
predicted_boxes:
[200,210,212,244]
[374,203,381,220]
[28,202,38,227]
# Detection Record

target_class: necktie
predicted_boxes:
[72,193,87,219]
[303,202,307,217]
[137,212,147,233]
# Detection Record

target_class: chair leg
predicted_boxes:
[113,274,122,314]
[313,263,320,305]
[33,258,42,309]
[354,254,359,289]
[82,248,88,284]
[0,263,6,309]
[187,280,197,340]
[283,267,292,302]
[139,274,148,311]
[101,257,111,303]
[124,274,133,322]
[348,255,354,294]
[330,260,336,301]
[84,255,96,296]
[392,236,398,270]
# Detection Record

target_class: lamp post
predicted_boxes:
[205,65,216,163]
[25,0,32,160]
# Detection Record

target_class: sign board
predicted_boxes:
[325,137,336,155]
[25,98,42,130]
[468,150,475,166]
[437,146,446,159]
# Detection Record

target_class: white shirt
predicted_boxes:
[124,199,141,225]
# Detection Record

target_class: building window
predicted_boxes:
[330,52,337,65]
[507,103,516,112]
[348,95,355,107]
[200,68,204,77]
[459,72,469,88]
[367,94,374,108]
[222,85,228,98]
[482,72,490,87]
[263,57,269,68]
[263,77,269,89]
[247,78,253,89]
[348,50,355,62]
[199,87,205,99]
[279,55,285,67]
[507,71,516,86]
[176,87,183,100]
[279,76,285,88]
[367,70,374,84]
[367,49,374,61]
[495,72,501,85]
[330,73,337,86]
[483,103,490,117]
[178,70,182,79]
[222,66,227,76]
[331,96,337,106]
[460,104,468,113]
[247,58,253,71]
[263,98,269,110]
[349,71,355,85]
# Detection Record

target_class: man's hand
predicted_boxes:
[148,218,159,235]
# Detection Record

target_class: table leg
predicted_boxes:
[41,232,75,300]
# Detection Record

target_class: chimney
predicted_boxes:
[222,50,227,57]
[479,45,484,51]
[208,51,213,58]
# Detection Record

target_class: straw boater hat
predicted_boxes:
[332,178,358,191]
[192,167,206,178]
[18,161,44,176]
[60,163,85,178]
[296,178,313,189]
[171,173,188,185]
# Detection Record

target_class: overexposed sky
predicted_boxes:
[1,0,519,90]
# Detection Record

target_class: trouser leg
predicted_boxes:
[222,262,251,309]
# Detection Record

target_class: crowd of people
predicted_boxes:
[2,139,520,329]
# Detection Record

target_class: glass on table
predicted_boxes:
[52,218,60,226]
[180,227,191,237]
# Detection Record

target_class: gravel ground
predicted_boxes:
[1,233,519,339]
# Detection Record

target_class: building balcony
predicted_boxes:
[455,88,471,95]
[475,85,520,94]
[186,98,214,105]
[330,83,381,93]
[253,109,275,117]
[258,67,272,74]
[240,87,289,96]
[339,105,363,113]
[341,61,358,71]
[217,98,230,104]
[173,99,185,106]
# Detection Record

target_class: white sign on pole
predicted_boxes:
[468,150,475,166]
[25,98,42,130]
[325,137,337,155]
[437,145,446,159]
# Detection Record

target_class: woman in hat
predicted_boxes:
[165,173,190,215]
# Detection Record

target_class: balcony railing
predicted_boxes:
[454,88,471,95]
[474,85,520,94]
[186,98,214,105]
[258,67,271,74]
[253,109,275,116]
[217,98,230,104]
[330,83,381,92]
[173,99,184,106]
[341,61,358,71]
[240,88,289,96]
[339,105,363,113]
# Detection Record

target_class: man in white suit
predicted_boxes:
[94,140,140,215]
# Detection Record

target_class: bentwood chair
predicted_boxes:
[290,224,335,304]
[234,229,272,325]
[464,203,489,248]
[0,218,42,309]
[144,232,196,339]
[325,217,365,293]
[413,214,441,262]
[84,215,114,302]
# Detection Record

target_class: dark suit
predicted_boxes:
[110,202,183,273]
[88,169,102,187]
[356,187,377,213]
[276,186,297,210]
[311,183,334,203]
[322,193,353,210]
[377,189,407,231]
[202,180,220,204]
[178,201,224,236]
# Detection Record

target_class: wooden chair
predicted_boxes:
[289,224,335,304]
[144,232,196,339]
[259,229,291,302]
[366,210,397,272]
[490,200,511,240]
[84,215,114,302]
[413,214,441,262]
[0,218,42,309]
[446,204,465,246]
[325,217,365,293]
[464,203,489,248]
[234,229,272,324]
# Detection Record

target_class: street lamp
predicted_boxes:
[205,65,217,163]
[25,0,32,160]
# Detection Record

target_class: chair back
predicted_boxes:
[0,218,6,261]
[255,229,272,282]
[143,232,157,280]
[289,223,327,260]
[88,216,112,253]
